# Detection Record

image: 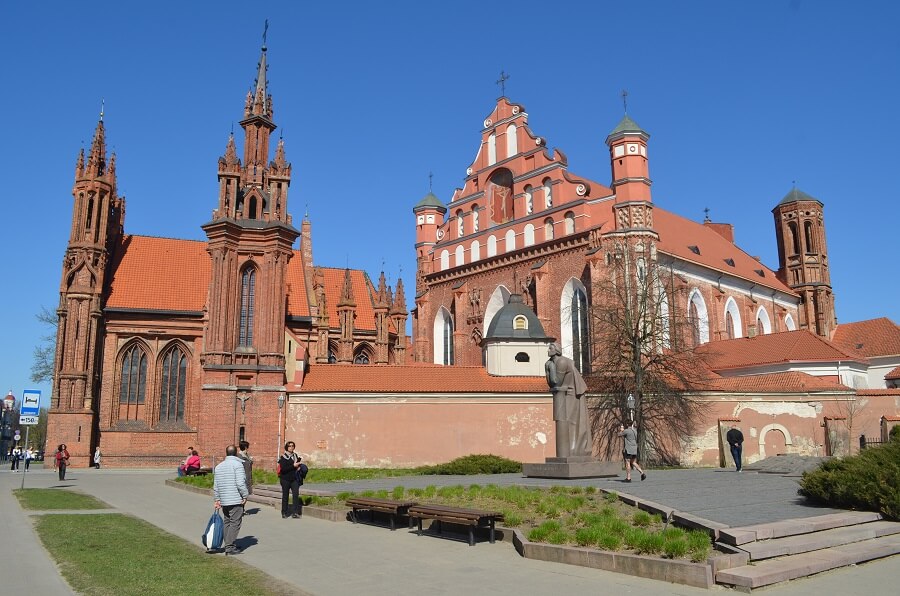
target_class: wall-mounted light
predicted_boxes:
[277,393,285,409]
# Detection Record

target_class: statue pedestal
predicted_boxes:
[523,457,620,479]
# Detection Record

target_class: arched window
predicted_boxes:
[239,267,256,347]
[564,211,575,235]
[456,209,464,238]
[561,278,590,373]
[505,229,516,252]
[787,221,800,255]
[687,289,710,345]
[353,346,371,364]
[470,240,481,262]
[159,345,187,423]
[487,133,496,165]
[785,313,796,331]
[804,221,815,253]
[543,178,553,208]
[484,285,511,333]
[120,344,147,406]
[440,250,450,271]
[472,205,480,232]
[524,224,535,246]
[85,197,94,233]
[524,185,534,215]
[544,217,554,241]
[724,297,742,339]
[506,124,517,157]
[513,315,528,330]
[433,307,455,365]
[756,306,772,334]
[487,235,497,257]
[455,245,465,267]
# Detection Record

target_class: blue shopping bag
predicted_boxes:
[202,509,224,551]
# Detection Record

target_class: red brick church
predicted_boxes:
[47,42,900,469]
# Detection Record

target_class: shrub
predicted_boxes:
[597,532,623,551]
[663,538,688,559]
[584,486,597,495]
[892,424,900,442]
[502,511,524,527]
[632,511,652,527]
[637,533,665,555]
[546,529,571,544]
[690,544,711,563]
[623,527,648,549]
[798,442,900,520]
[413,454,522,475]
[605,518,630,536]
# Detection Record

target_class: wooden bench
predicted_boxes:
[345,497,419,531]
[190,466,213,476]
[408,504,504,546]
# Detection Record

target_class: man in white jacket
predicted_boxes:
[213,445,249,555]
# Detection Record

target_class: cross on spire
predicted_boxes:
[428,171,433,192]
[262,19,269,48]
[496,70,510,96]
[703,207,710,222]
[100,98,105,122]
[621,89,628,114]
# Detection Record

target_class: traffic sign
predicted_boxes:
[20,415,38,426]
[21,389,41,416]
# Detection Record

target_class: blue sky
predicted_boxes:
[2,1,898,408]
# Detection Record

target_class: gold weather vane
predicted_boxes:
[496,70,510,96]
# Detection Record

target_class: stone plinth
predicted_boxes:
[523,457,620,479]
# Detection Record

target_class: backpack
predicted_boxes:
[201,509,224,551]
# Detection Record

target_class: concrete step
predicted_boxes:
[730,521,900,560]
[719,511,883,546]
[716,533,900,590]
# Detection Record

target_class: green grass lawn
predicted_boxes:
[34,514,300,596]
[14,488,109,510]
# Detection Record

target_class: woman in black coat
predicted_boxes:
[276,441,307,518]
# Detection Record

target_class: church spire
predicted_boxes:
[85,119,107,178]
[250,20,271,119]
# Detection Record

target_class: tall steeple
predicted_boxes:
[337,269,356,363]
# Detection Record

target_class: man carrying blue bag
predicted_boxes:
[211,444,249,555]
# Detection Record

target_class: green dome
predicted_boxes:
[609,114,645,136]
[413,192,446,212]
[778,188,821,206]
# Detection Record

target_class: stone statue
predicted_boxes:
[545,342,592,458]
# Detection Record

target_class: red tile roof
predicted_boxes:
[320,268,377,332]
[652,208,795,295]
[695,330,863,371]
[831,318,900,358]
[857,389,900,397]
[705,371,849,393]
[285,250,311,318]
[107,235,210,311]
[299,364,547,393]
[885,366,900,380]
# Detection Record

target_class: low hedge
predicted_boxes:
[413,454,522,475]
[798,441,900,520]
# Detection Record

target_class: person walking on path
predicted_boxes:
[213,444,249,555]
[25,446,33,471]
[10,446,21,471]
[618,421,646,483]
[237,440,253,495]
[727,424,744,472]
[54,444,70,481]
[277,441,305,519]
[93,446,102,469]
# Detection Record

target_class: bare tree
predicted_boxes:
[30,306,57,384]
[586,240,711,465]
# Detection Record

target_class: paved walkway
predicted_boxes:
[2,467,899,595]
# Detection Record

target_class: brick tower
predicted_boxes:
[199,36,299,461]
[773,188,836,337]
[48,116,124,467]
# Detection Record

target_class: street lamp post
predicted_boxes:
[276,393,285,459]
[626,393,635,425]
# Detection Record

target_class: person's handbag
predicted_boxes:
[201,509,224,551]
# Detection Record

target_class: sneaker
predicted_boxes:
[640,473,647,481]
[282,513,290,518]
[225,548,243,556]
[291,513,301,519]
